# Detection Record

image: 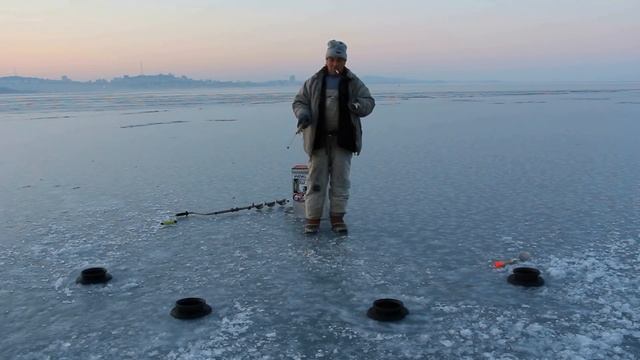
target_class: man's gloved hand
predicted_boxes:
[297,114,311,130]
[348,102,361,113]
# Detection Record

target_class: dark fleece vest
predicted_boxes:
[313,67,357,153]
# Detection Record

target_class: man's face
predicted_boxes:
[325,56,347,75]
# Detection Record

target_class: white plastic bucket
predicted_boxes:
[292,164,328,219]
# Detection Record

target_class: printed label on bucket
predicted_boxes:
[292,164,308,218]
[291,164,329,219]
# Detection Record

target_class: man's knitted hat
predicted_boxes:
[326,40,347,60]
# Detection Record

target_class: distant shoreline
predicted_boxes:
[0,73,458,94]
[1,74,638,95]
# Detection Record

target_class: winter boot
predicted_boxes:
[330,213,348,234]
[304,218,321,234]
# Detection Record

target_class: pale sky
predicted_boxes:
[1,0,639,81]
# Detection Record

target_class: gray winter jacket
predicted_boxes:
[292,67,375,155]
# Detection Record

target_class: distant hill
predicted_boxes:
[0,74,299,93]
[0,86,33,94]
[360,75,445,84]
[0,74,448,93]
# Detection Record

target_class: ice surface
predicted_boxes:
[1,83,639,359]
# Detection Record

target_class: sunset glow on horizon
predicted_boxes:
[2,0,639,81]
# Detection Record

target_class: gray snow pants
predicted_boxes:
[305,135,352,219]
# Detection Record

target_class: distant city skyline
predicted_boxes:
[2,1,639,82]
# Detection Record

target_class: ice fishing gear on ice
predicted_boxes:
[170,298,212,319]
[492,251,531,268]
[507,267,545,287]
[76,267,112,285]
[161,199,288,225]
[367,298,409,322]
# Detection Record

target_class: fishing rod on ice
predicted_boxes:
[161,199,289,225]
[285,126,303,150]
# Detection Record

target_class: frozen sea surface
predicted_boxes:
[1,82,640,359]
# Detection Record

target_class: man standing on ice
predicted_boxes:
[292,40,375,234]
